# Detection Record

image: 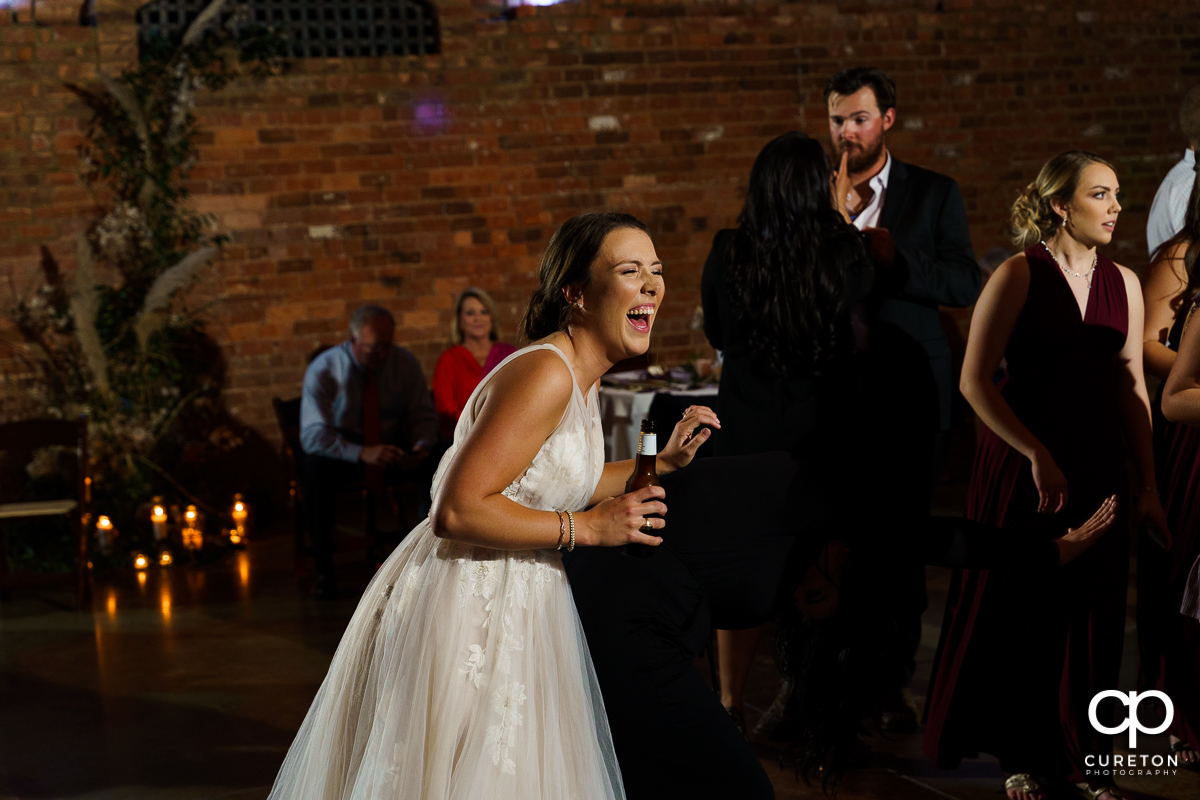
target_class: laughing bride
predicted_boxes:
[267,212,719,799]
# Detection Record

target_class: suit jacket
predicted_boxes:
[876,158,981,430]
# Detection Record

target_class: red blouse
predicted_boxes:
[431,342,518,439]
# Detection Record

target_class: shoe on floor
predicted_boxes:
[753,679,798,741]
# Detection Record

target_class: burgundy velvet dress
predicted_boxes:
[1139,298,1200,750]
[924,245,1131,782]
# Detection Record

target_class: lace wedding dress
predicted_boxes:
[268,343,625,800]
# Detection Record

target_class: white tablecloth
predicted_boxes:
[598,386,718,461]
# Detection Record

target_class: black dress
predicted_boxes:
[700,226,873,458]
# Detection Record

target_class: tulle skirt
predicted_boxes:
[267,521,625,800]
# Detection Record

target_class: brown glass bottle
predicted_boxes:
[623,419,661,558]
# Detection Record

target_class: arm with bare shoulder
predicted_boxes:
[1117,264,1170,544]
[1142,241,1191,381]
[432,351,667,550]
[1163,305,1200,425]
[960,254,1067,514]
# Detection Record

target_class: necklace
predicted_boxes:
[1040,240,1096,290]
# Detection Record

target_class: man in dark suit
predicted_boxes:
[825,66,982,730]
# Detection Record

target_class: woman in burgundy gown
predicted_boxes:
[923,151,1170,800]
[1141,161,1200,766]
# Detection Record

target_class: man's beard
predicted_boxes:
[840,134,885,174]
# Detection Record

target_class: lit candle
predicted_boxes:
[231,495,248,527]
[181,504,203,551]
[151,499,168,542]
[96,516,115,555]
[231,494,249,545]
[159,551,173,566]
[133,552,149,570]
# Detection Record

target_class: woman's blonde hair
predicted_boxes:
[451,287,501,344]
[1010,150,1115,248]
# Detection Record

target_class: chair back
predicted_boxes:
[0,417,86,452]
[0,415,90,610]
[0,417,88,499]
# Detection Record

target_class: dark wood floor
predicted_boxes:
[1,506,1196,800]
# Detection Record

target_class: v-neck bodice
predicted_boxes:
[997,245,1128,462]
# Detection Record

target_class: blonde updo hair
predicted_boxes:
[451,287,501,344]
[1010,150,1115,248]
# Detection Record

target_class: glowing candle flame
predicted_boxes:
[133,553,149,570]
[159,551,173,566]
[97,516,113,530]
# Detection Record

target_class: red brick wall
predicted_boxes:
[2,0,1199,443]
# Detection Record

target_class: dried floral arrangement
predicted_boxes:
[2,0,286,568]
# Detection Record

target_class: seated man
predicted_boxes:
[300,304,439,600]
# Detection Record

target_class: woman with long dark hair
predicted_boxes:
[1140,160,1200,766]
[700,131,884,732]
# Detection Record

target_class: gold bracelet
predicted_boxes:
[555,511,566,550]
[565,510,576,552]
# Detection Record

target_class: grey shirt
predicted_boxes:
[300,341,439,462]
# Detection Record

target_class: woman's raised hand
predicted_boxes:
[1055,495,1118,565]
[577,486,667,548]
[1031,447,1069,514]
[658,405,721,473]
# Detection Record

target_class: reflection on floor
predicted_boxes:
[1,520,1197,800]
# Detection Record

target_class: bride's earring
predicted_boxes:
[1062,212,1069,228]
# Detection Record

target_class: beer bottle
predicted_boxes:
[623,419,662,558]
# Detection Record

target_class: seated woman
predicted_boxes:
[431,287,517,440]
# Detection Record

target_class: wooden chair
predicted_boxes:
[0,415,90,610]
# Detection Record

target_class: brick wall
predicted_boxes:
[2,0,1199,444]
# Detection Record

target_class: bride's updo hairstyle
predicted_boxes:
[1010,150,1114,248]
[520,212,652,341]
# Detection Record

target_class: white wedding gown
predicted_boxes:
[268,343,625,800]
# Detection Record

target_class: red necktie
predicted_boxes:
[363,369,384,492]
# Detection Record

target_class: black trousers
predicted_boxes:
[565,453,802,800]
[300,446,440,578]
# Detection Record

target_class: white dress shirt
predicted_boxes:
[850,152,893,230]
[1147,148,1195,257]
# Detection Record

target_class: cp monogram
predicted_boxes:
[1088,690,1174,748]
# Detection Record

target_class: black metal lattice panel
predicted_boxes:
[136,0,440,58]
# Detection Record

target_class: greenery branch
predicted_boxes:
[1,0,288,568]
